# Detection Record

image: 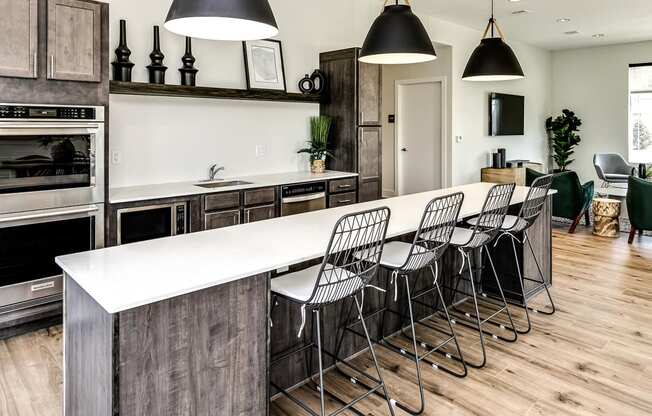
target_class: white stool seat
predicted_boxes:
[377,241,434,270]
[467,214,528,232]
[421,227,491,248]
[271,264,360,303]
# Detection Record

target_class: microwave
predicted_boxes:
[117,202,188,245]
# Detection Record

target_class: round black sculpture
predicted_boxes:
[298,74,313,94]
[111,20,135,82]
[310,69,326,94]
[179,37,198,86]
[147,26,168,84]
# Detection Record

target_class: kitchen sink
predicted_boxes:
[194,180,253,189]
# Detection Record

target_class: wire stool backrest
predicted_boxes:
[400,192,465,272]
[515,174,553,230]
[465,183,516,247]
[305,207,391,307]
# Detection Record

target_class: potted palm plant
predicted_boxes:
[298,116,334,173]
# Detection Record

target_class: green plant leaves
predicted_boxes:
[547,109,582,171]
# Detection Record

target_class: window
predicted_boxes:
[629,64,652,164]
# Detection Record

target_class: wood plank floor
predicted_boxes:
[1,227,651,415]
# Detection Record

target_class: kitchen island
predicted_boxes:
[57,182,553,416]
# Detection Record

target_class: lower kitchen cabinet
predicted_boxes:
[244,204,276,223]
[205,209,241,230]
[328,192,357,208]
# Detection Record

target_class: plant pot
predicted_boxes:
[311,159,325,174]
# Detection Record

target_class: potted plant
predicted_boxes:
[546,109,582,172]
[298,116,334,173]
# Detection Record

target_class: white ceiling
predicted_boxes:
[412,0,652,50]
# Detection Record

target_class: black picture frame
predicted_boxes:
[242,39,287,92]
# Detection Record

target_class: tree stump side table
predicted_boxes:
[592,198,622,238]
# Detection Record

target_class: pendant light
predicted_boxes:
[462,0,524,81]
[359,0,437,65]
[164,0,279,41]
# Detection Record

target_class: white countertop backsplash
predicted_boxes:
[110,170,359,204]
[57,183,548,314]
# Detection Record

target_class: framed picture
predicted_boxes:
[243,39,287,92]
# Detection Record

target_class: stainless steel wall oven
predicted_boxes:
[0,104,105,313]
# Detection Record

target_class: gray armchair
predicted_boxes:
[593,153,636,187]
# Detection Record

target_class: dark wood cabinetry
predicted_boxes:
[203,187,277,230]
[327,176,358,208]
[0,0,38,79]
[47,0,102,82]
[320,48,383,202]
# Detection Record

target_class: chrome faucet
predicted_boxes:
[208,164,225,181]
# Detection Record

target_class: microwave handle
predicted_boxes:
[90,133,97,187]
[0,205,99,225]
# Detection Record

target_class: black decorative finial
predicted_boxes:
[179,37,198,86]
[111,19,135,82]
[147,26,168,84]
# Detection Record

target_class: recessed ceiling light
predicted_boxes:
[512,9,531,15]
[592,33,605,38]
[556,18,571,23]
[564,30,580,35]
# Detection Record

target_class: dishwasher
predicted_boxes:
[280,182,327,216]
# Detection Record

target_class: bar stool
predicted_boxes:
[269,207,395,416]
[468,175,555,334]
[336,193,466,415]
[437,183,518,369]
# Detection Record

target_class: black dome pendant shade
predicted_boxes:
[165,0,279,41]
[359,1,437,65]
[462,0,524,81]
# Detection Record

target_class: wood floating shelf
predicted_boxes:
[109,81,321,103]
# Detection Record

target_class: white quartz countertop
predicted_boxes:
[110,170,359,204]
[57,183,546,314]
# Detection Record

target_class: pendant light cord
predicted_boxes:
[481,0,505,40]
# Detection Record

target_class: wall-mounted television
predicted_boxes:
[489,93,524,136]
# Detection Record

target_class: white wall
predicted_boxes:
[381,43,453,195]
[424,16,553,185]
[108,0,365,187]
[551,41,652,185]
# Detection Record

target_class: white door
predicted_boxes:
[396,79,444,195]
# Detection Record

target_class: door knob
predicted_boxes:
[401,147,407,152]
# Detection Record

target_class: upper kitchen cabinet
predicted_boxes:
[358,61,382,126]
[47,0,102,82]
[0,0,38,79]
[320,48,383,202]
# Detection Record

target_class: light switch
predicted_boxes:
[111,151,121,164]
[455,136,463,143]
[255,144,267,158]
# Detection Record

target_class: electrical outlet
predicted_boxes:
[255,144,267,158]
[111,151,122,164]
[455,135,463,143]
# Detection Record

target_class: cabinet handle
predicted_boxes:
[49,55,54,78]
[33,52,37,77]
[337,199,352,204]
[337,184,352,189]
[246,210,251,223]
[360,111,364,124]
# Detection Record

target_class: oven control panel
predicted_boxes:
[0,105,96,120]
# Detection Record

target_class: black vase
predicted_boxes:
[179,37,198,86]
[111,20,135,82]
[310,69,327,94]
[147,26,167,84]
[298,74,313,94]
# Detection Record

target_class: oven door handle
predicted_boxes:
[0,205,99,225]
[282,192,326,204]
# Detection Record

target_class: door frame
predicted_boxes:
[394,76,449,196]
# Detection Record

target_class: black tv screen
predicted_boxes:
[489,93,524,136]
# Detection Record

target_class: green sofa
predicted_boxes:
[627,176,652,244]
[526,169,594,233]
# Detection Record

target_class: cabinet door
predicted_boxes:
[358,61,381,126]
[328,192,357,208]
[0,0,38,78]
[358,127,382,202]
[205,210,241,230]
[244,204,276,224]
[47,0,101,82]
